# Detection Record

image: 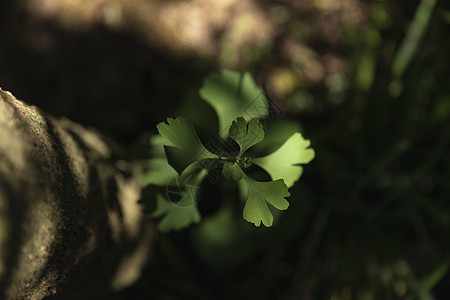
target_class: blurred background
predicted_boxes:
[1,0,449,299]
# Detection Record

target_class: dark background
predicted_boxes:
[1,0,449,299]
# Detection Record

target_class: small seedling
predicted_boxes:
[141,70,315,232]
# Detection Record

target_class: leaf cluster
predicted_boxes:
[141,70,314,231]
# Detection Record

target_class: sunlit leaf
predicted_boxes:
[252,133,315,188]
[251,119,303,154]
[199,70,268,137]
[243,177,290,227]
[223,162,290,227]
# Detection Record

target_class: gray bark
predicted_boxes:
[0,88,153,300]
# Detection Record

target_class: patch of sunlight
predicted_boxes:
[268,67,299,97]
[101,1,123,28]
[220,12,270,67]
[312,0,339,11]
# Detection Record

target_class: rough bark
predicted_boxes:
[0,88,153,300]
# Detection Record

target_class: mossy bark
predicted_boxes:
[0,88,153,300]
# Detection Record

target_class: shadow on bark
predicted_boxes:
[0,89,153,300]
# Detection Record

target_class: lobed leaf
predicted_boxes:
[243,178,290,227]
[222,161,245,181]
[223,162,291,227]
[157,117,216,174]
[199,70,268,137]
[252,133,315,188]
[152,193,201,232]
[141,135,178,186]
[229,117,264,156]
[151,168,207,232]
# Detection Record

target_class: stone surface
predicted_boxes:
[0,88,152,300]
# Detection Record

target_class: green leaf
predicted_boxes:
[141,135,178,186]
[252,133,315,188]
[243,177,290,227]
[157,117,205,153]
[142,157,178,186]
[223,161,245,181]
[157,117,216,174]
[199,70,268,137]
[152,193,201,232]
[229,117,264,156]
[251,119,303,154]
[152,168,208,232]
[223,163,290,227]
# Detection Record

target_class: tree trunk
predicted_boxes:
[0,88,153,300]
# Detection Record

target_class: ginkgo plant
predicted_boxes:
[141,69,315,232]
